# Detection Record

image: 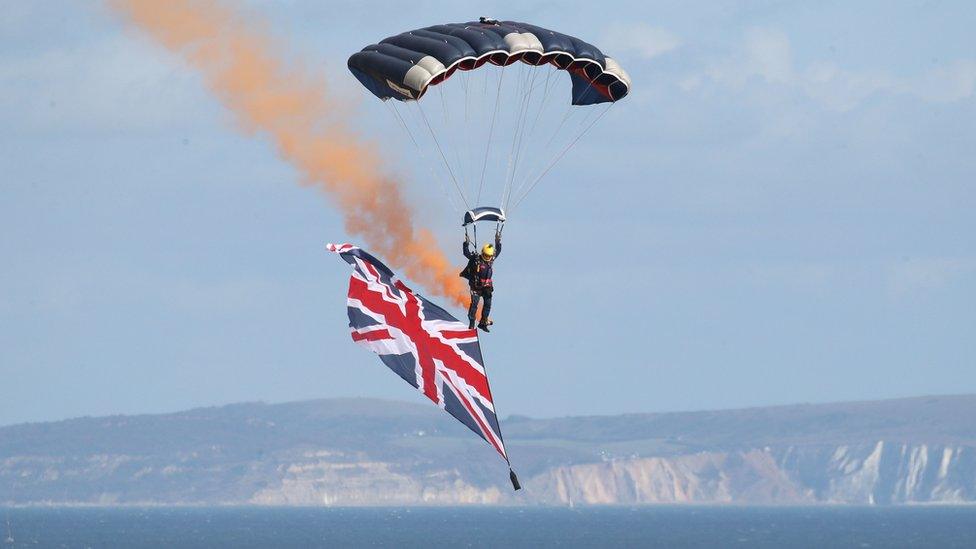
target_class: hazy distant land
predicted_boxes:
[2,395,975,506]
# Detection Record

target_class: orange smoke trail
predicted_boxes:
[110,0,469,306]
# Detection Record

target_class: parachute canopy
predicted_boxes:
[348,18,631,218]
[348,19,632,106]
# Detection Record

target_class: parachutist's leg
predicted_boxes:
[480,293,492,327]
[468,291,481,329]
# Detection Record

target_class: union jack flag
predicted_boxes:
[328,243,518,487]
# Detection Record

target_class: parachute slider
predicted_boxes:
[463,206,506,226]
[479,16,499,25]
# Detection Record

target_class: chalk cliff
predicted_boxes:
[3,396,974,505]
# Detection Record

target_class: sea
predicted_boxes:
[2,506,975,548]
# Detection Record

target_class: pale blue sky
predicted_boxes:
[1,1,974,425]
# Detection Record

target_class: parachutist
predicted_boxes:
[461,231,501,332]
[344,17,632,490]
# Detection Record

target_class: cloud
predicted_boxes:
[699,28,792,88]
[602,23,680,60]
[685,28,976,112]
[887,257,975,296]
[1,257,294,317]
[0,33,210,133]
[746,261,838,293]
[800,62,896,112]
[799,59,976,111]
[912,60,976,102]
[742,28,792,84]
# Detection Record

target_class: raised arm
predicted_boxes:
[463,239,476,259]
[493,231,502,258]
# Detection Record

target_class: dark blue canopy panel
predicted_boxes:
[348,20,631,105]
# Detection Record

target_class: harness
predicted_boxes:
[470,257,494,292]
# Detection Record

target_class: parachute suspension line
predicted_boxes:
[509,65,559,204]
[476,65,506,205]
[438,84,449,125]
[461,70,474,201]
[525,65,557,144]
[512,103,613,209]
[509,72,604,206]
[539,71,599,150]
[503,66,556,208]
[564,100,603,143]
[415,100,469,210]
[499,63,525,207]
[438,84,470,196]
[507,65,541,207]
[466,70,479,201]
[502,66,541,210]
[511,67,546,202]
[398,99,463,212]
[517,69,542,163]
[511,103,613,210]
[510,104,578,204]
[545,103,578,149]
[520,63,556,101]
[470,68,488,203]
[500,64,531,209]
[385,100,461,215]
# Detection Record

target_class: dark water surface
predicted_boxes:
[2,506,975,548]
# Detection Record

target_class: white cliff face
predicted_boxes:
[525,450,811,505]
[247,460,504,506]
[818,442,975,505]
[230,442,976,506]
[824,441,885,503]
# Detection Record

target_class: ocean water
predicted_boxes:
[2,506,975,548]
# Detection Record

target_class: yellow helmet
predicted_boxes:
[481,243,495,258]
